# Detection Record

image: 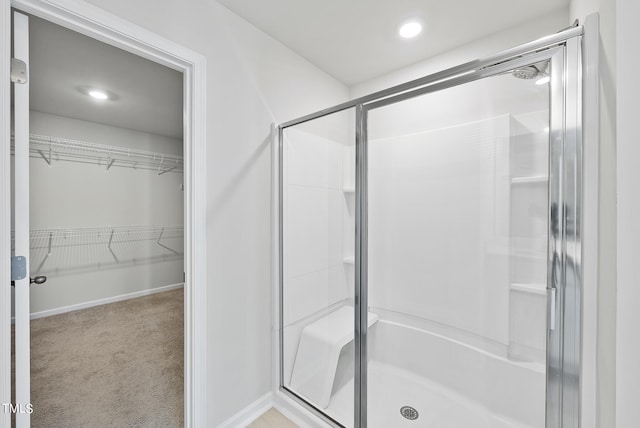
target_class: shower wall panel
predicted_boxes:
[368,114,513,349]
[367,112,549,363]
[284,128,347,324]
[281,118,355,394]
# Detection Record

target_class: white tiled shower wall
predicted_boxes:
[282,115,355,385]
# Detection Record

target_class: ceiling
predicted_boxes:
[29,16,183,139]
[217,0,569,85]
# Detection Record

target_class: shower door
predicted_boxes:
[358,43,581,428]
[279,30,582,428]
[280,108,357,428]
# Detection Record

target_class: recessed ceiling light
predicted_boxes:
[88,90,109,100]
[76,86,119,101]
[399,21,422,39]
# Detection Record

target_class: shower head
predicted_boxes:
[512,65,540,80]
[511,61,550,81]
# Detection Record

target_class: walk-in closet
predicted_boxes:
[11,14,184,426]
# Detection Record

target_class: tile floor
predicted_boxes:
[249,408,299,428]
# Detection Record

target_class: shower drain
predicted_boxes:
[400,406,419,420]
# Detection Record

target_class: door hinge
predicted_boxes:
[11,256,27,281]
[10,58,28,84]
[547,287,557,330]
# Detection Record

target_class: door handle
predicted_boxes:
[547,287,556,330]
[10,276,47,287]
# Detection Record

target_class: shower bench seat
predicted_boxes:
[289,305,379,408]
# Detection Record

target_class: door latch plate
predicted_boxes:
[10,58,28,84]
[11,256,27,281]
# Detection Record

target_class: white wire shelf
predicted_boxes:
[12,133,183,175]
[12,225,183,274]
[25,225,183,247]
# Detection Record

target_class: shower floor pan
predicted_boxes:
[325,361,535,428]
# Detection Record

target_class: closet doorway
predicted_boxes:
[10,11,187,427]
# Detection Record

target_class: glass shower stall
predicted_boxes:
[278,25,583,428]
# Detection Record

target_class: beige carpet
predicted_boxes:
[12,288,184,427]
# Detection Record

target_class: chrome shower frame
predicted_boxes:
[277,25,584,428]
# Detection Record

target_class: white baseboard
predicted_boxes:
[19,282,184,321]
[217,392,273,428]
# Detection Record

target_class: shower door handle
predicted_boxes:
[10,276,47,287]
[547,287,556,330]
[30,276,47,285]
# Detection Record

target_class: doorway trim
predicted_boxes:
[0,1,207,427]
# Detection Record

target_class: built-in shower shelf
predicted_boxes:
[511,175,548,184]
[343,256,354,264]
[343,186,355,193]
[510,283,547,296]
[289,306,378,409]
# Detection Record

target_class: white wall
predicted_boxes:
[616,1,638,427]
[16,111,183,315]
[79,0,350,425]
